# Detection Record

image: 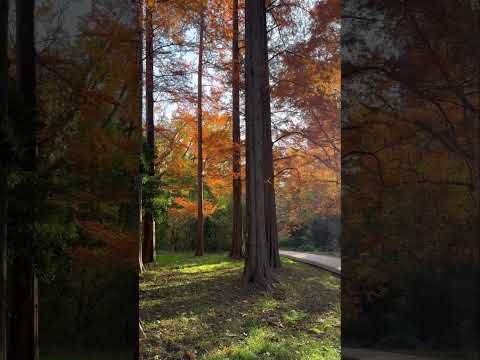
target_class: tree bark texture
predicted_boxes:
[242,0,272,287]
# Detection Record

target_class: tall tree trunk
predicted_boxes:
[137,0,145,273]
[0,1,9,358]
[262,21,280,268]
[143,1,155,264]
[195,8,205,257]
[9,1,39,359]
[230,0,243,259]
[242,0,272,287]
[261,1,280,269]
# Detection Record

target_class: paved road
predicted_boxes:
[342,348,452,360]
[280,250,463,360]
[279,250,341,275]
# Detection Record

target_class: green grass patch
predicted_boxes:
[140,252,340,360]
[281,309,308,323]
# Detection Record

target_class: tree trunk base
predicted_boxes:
[142,214,155,264]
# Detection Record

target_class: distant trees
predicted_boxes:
[154,111,232,252]
[271,0,340,252]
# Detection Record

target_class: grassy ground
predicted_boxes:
[140,251,340,360]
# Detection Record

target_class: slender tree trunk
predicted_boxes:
[0,1,8,358]
[195,8,205,257]
[242,0,272,287]
[137,0,145,273]
[133,26,146,360]
[143,1,155,264]
[230,0,243,259]
[9,2,39,359]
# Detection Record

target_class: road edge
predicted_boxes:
[279,252,341,277]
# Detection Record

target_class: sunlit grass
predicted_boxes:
[256,298,281,312]
[153,251,231,268]
[281,309,308,323]
[177,261,243,274]
[204,327,339,360]
[140,252,340,360]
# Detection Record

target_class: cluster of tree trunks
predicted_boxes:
[243,0,281,287]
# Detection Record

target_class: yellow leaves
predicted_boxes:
[158,109,233,222]
[170,197,197,219]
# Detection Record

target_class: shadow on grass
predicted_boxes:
[140,253,340,360]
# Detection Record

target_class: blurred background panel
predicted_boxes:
[342,0,480,357]
[2,0,141,358]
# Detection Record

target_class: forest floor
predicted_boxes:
[140,251,340,360]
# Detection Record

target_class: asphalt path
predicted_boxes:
[279,250,462,360]
[279,249,341,275]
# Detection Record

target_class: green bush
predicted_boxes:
[156,202,235,253]
[281,216,340,253]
